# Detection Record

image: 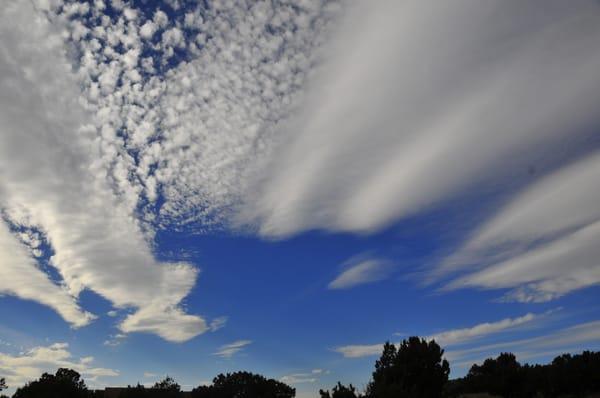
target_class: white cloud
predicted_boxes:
[213,340,252,359]
[0,342,118,390]
[103,333,127,347]
[0,0,340,340]
[334,343,383,359]
[446,320,600,367]
[280,368,328,385]
[427,313,539,347]
[328,257,393,290]
[0,221,94,328]
[237,0,600,238]
[334,312,543,358]
[139,21,157,39]
[0,0,205,342]
[208,316,228,332]
[439,152,600,301]
[280,373,318,385]
[120,303,206,342]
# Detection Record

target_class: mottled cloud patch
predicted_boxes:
[0,0,340,342]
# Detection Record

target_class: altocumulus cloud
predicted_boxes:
[0,0,206,342]
[0,0,338,342]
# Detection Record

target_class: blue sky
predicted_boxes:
[1,0,600,397]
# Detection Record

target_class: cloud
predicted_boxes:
[334,343,383,359]
[0,221,94,328]
[427,312,540,347]
[334,312,543,358]
[446,320,600,367]
[0,0,342,341]
[280,373,318,385]
[4,0,599,344]
[328,256,393,290]
[213,340,252,359]
[0,0,206,342]
[208,316,228,333]
[238,0,600,238]
[103,334,127,347]
[280,368,328,385]
[0,342,118,389]
[439,152,600,301]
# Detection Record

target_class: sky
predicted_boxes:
[0,0,599,396]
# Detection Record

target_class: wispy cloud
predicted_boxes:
[209,316,228,333]
[239,1,600,238]
[439,152,600,302]
[280,369,328,385]
[446,320,600,367]
[328,256,393,290]
[334,343,383,359]
[334,312,544,358]
[428,312,540,347]
[280,373,318,385]
[213,340,252,359]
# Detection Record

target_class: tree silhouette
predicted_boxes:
[152,376,180,391]
[466,352,522,397]
[319,382,360,398]
[365,337,449,398]
[192,371,295,398]
[0,377,7,398]
[450,350,600,398]
[13,368,89,398]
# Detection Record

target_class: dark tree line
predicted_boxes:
[12,368,89,398]
[2,338,599,398]
[191,371,295,398]
[446,350,600,398]
[320,338,600,398]
[5,369,293,398]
